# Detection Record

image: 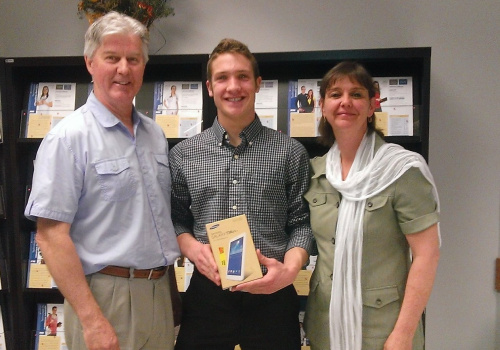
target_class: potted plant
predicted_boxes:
[78,0,175,28]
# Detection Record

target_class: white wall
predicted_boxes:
[1,0,500,348]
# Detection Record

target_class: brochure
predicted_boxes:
[293,256,316,296]
[27,232,57,289]
[153,81,203,138]
[26,82,76,138]
[35,303,66,350]
[293,270,312,296]
[373,76,413,136]
[206,215,263,289]
[288,79,321,137]
[174,257,194,292]
[255,80,278,130]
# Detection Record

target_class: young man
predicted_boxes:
[297,85,308,112]
[170,38,314,350]
[25,12,180,350]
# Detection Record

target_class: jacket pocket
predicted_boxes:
[304,192,327,207]
[365,195,389,212]
[362,285,401,338]
[363,285,400,308]
[94,158,137,201]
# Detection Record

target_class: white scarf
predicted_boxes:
[325,131,439,350]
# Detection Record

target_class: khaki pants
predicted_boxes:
[64,271,175,350]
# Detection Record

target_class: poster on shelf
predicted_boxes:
[373,76,413,136]
[293,255,316,296]
[255,80,278,130]
[293,270,312,296]
[288,79,321,137]
[27,231,57,289]
[35,303,66,350]
[153,81,203,138]
[26,82,77,138]
[174,257,194,292]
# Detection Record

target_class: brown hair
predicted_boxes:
[317,61,382,147]
[207,38,260,82]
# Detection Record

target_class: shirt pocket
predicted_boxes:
[94,158,137,201]
[304,192,327,207]
[304,191,338,242]
[362,285,401,338]
[364,194,398,244]
[365,195,389,212]
[154,154,171,194]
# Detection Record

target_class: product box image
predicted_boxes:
[206,215,263,289]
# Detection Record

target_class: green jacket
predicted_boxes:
[303,135,439,349]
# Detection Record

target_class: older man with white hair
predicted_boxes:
[25,11,180,350]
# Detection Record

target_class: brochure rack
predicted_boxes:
[0,47,430,349]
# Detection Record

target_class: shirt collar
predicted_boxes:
[86,92,140,129]
[211,114,263,145]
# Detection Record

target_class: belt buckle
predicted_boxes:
[148,268,154,280]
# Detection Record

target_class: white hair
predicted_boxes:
[84,11,150,63]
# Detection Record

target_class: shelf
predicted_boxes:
[1,48,431,350]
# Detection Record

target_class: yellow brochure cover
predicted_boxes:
[206,214,263,289]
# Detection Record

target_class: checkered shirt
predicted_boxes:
[169,116,314,264]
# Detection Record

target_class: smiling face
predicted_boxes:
[85,33,145,118]
[206,52,261,127]
[321,76,376,138]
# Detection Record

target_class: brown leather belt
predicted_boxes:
[99,265,168,280]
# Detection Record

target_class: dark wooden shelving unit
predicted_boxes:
[0,47,430,349]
